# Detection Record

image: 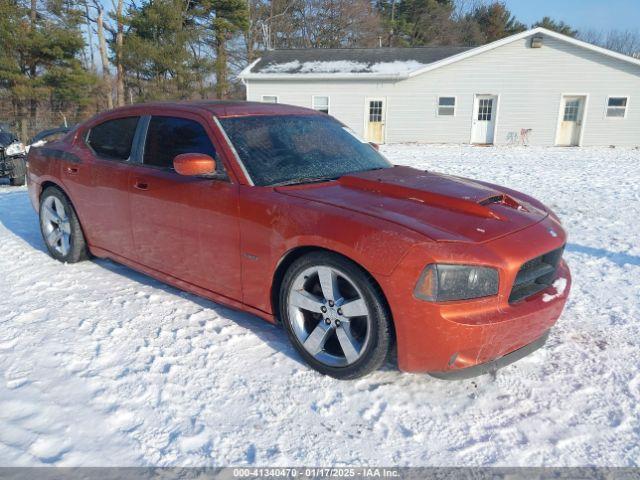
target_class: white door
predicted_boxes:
[471,95,498,144]
[365,98,385,143]
[556,96,586,146]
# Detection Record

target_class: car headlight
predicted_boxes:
[5,141,25,156]
[414,264,499,302]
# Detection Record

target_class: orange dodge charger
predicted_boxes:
[27,101,571,379]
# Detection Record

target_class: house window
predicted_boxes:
[313,96,329,114]
[369,101,383,122]
[606,97,628,118]
[261,95,278,103]
[563,99,580,121]
[478,98,493,121]
[438,97,456,116]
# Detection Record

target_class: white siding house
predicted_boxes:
[240,28,640,147]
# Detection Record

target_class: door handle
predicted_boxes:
[134,180,149,191]
[64,166,79,175]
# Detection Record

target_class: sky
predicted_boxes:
[93,0,640,33]
[502,0,640,31]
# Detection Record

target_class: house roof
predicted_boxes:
[240,27,640,81]
[248,46,472,77]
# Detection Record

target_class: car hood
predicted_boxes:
[277,166,549,243]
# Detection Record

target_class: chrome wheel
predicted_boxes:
[41,195,71,256]
[287,266,372,367]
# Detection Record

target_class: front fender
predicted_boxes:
[238,186,426,314]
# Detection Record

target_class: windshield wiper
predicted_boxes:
[270,176,339,187]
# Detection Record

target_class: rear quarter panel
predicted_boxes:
[27,144,62,211]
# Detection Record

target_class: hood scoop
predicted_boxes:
[280,165,548,244]
[479,195,505,206]
[479,193,527,211]
[339,172,508,220]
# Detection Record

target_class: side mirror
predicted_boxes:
[173,153,216,176]
[369,142,379,151]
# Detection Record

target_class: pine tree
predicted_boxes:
[377,0,455,47]
[0,0,96,138]
[532,16,578,38]
[122,0,209,101]
[469,1,526,43]
[198,0,249,99]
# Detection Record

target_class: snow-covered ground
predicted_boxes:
[1,145,639,467]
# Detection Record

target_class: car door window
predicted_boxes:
[87,116,139,160]
[143,116,219,171]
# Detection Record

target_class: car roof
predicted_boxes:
[104,100,318,118]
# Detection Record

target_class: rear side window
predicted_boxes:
[143,116,217,169]
[87,117,139,160]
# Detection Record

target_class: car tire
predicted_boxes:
[8,157,26,186]
[39,186,88,263]
[279,251,393,379]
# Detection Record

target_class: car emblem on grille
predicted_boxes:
[548,228,558,238]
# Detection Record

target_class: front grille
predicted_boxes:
[509,246,564,303]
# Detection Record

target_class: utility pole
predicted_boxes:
[389,0,396,48]
[115,0,125,107]
[84,1,95,71]
[29,0,37,132]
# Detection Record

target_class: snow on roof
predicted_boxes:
[245,46,471,78]
[299,61,369,73]
[369,60,426,74]
[260,59,427,75]
[261,61,302,73]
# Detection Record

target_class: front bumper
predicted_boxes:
[379,216,571,374]
[0,149,7,176]
[0,152,26,177]
[429,329,550,380]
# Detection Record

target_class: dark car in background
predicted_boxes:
[0,130,27,186]
[27,126,73,151]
